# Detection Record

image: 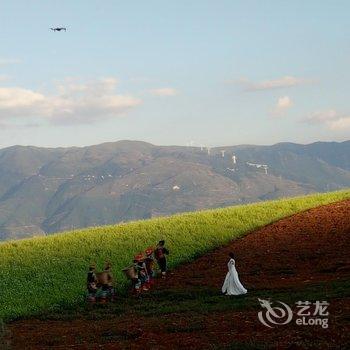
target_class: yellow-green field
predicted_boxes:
[0,190,349,321]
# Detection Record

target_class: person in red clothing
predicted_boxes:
[154,240,169,278]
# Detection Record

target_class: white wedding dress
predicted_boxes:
[222,258,247,295]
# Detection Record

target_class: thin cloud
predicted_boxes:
[0,58,21,66]
[272,96,293,116]
[238,76,313,92]
[302,110,350,131]
[303,110,338,124]
[0,78,141,125]
[0,75,9,82]
[149,87,178,96]
[328,117,350,130]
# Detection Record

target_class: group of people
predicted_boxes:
[86,261,116,303]
[86,241,247,302]
[86,240,170,302]
[128,239,169,294]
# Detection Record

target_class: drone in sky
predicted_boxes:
[50,27,67,32]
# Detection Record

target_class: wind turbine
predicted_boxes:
[226,154,237,172]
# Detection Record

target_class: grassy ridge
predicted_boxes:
[0,190,349,321]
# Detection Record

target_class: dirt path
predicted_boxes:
[6,200,350,350]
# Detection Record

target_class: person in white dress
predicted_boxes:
[222,252,247,295]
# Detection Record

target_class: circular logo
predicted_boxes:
[258,298,293,328]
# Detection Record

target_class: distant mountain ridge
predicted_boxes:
[0,140,349,240]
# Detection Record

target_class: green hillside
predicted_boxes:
[0,189,349,321]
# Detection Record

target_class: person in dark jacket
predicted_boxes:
[132,253,149,293]
[144,247,155,287]
[154,240,169,278]
[87,263,98,302]
[131,257,142,295]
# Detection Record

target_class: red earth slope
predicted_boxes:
[156,199,350,291]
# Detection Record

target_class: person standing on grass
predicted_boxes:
[134,253,149,291]
[155,240,169,278]
[144,247,155,288]
[86,263,98,303]
[222,252,247,296]
[100,261,116,302]
[131,256,142,295]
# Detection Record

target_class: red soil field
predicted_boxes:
[6,200,350,349]
[156,199,350,291]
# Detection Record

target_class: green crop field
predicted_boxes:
[0,190,349,321]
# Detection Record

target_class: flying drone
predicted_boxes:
[50,27,67,32]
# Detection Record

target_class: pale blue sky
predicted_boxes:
[0,0,349,148]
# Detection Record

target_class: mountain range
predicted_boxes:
[0,140,349,240]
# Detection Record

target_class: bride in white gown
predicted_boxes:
[222,252,247,295]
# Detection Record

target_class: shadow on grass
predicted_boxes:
[0,319,11,350]
[34,278,350,322]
